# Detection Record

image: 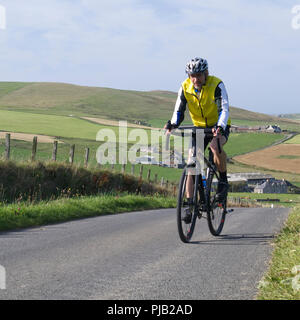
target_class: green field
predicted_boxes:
[0,106,287,184]
[0,134,286,184]
[224,132,285,157]
[0,109,113,140]
[0,81,297,186]
[284,134,300,144]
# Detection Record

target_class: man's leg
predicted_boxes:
[186,147,195,200]
[209,135,228,201]
[182,147,195,224]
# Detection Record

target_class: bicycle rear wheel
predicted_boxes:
[177,168,199,243]
[206,168,226,236]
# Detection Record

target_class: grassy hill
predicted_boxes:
[0,81,299,131]
[0,82,174,123]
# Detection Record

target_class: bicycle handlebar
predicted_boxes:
[168,126,213,136]
[165,126,222,154]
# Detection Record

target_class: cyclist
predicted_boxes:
[164,57,231,220]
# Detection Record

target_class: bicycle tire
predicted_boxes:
[206,168,226,236]
[177,168,199,243]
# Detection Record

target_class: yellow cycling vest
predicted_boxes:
[182,75,231,128]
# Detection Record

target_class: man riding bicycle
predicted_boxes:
[164,57,231,210]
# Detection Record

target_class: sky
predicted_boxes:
[0,0,299,115]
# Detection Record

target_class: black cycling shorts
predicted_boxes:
[190,125,231,151]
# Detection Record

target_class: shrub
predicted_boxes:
[0,160,170,203]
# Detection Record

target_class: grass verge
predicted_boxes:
[228,192,300,208]
[0,194,176,232]
[257,205,300,300]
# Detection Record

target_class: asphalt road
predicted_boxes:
[0,206,290,300]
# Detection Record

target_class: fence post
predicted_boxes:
[160,177,164,188]
[139,165,143,180]
[52,141,58,161]
[154,173,158,184]
[147,169,151,182]
[121,163,126,173]
[131,164,135,175]
[84,147,90,168]
[31,136,37,162]
[173,183,177,197]
[5,133,10,160]
[69,144,75,164]
[111,156,116,170]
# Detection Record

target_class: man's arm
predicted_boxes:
[170,87,187,127]
[215,82,229,130]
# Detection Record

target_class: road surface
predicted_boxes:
[0,206,289,300]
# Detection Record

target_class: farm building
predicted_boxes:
[265,125,282,133]
[254,179,288,194]
[230,124,282,133]
[228,173,274,185]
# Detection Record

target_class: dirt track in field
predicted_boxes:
[81,117,160,130]
[233,144,300,174]
[0,132,63,143]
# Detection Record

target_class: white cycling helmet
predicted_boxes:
[185,57,208,75]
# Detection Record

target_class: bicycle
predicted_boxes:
[167,126,233,243]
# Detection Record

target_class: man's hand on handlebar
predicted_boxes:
[164,120,177,134]
[212,125,224,137]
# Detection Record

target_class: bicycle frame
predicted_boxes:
[171,126,232,241]
[186,147,219,213]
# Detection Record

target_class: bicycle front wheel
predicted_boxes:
[206,169,226,236]
[177,168,199,243]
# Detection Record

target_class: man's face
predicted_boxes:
[189,72,206,90]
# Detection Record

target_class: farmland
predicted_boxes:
[0,81,298,185]
[284,134,300,144]
[0,108,286,180]
[0,109,112,140]
[233,144,300,174]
